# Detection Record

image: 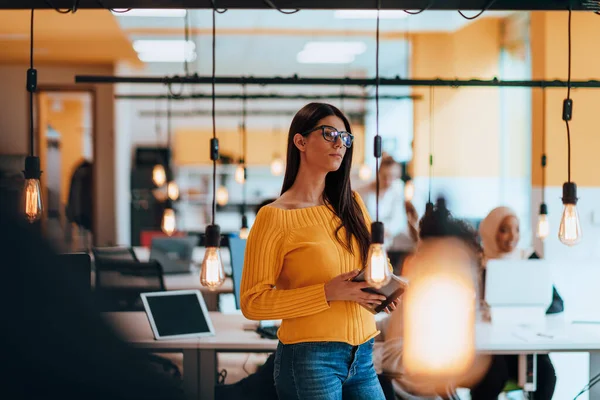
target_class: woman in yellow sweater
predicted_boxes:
[241,102,392,400]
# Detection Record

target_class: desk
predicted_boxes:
[105,312,276,400]
[106,312,600,400]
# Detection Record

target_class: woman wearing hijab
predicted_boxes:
[477,206,562,400]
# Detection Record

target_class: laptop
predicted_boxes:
[485,259,553,308]
[141,290,215,340]
[149,236,198,274]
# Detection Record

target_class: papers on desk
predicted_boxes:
[510,324,565,343]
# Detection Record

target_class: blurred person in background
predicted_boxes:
[479,206,561,400]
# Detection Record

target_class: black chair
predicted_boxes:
[92,246,139,264]
[94,259,166,312]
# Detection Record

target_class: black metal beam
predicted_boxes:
[78,74,600,88]
[139,109,365,119]
[2,0,595,11]
[116,93,421,100]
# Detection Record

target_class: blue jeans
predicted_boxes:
[273,339,386,400]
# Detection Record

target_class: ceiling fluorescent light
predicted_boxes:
[334,10,408,19]
[303,41,367,55]
[112,9,187,18]
[133,40,196,63]
[297,51,355,64]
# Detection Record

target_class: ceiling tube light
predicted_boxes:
[537,88,549,241]
[23,9,43,223]
[200,6,225,291]
[334,10,408,19]
[112,9,187,17]
[364,8,391,290]
[558,9,582,247]
[133,40,196,63]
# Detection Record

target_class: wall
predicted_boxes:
[0,64,116,246]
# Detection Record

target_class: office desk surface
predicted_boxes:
[104,312,277,351]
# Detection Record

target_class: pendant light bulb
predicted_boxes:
[167,180,179,201]
[404,179,415,202]
[364,222,391,289]
[559,183,581,246]
[536,204,549,240]
[270,156,284,176]
[201,224,226,290]
[152,164,167,187]
[216,186,229,206]
[235,164,246,184]
[239,214,249,239]
[23,156,43,223]
[358,163,372,181]
[403,237,477,390]
[161,204,176,236]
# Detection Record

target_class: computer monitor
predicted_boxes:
[228,234,247,310]
[149,236,198,274]
[58,253,91,292]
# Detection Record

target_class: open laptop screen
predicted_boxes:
[141,290,214,340]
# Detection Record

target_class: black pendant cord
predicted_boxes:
[374,0,381,223]
[428,86,435,204]
[211,7,217,225]
[29,9,35,157]
[565,7,572,184]
[242,84,248,215]
[167,94,172,173]
[184,10,190,77]
[541,88,547,204]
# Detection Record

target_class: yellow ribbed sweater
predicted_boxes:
[240,192,379,346]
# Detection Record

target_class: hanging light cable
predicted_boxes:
[239,84,250,239]
[152,98,167,187]
[23,9,43,223]
[160,96,178,236]
[426,85,435,214]
[364,3,392,289]
[270,125,284,176]
[200,5,226,290]
[166,95,180,201]
[234,85,246,185]
[537,87,550,240]
[558,8,582,246]
[402,21,415,202]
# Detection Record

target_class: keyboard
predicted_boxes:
[256,325,279,340]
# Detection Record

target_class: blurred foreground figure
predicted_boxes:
[0,196,186,400]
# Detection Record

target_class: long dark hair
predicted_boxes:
[281,103,371,263]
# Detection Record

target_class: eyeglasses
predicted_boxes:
[301,125,354,148]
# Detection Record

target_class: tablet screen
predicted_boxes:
[143,291,214,339]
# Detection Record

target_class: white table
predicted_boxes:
[105,312,276,400]
[106,312,600,400]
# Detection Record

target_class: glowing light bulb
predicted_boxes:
[152,164,166,187]
[161,207,176,236]
[358,163,372,181]
[365,222,392,289]
[536,204,549,240]
[404,179,415,202]
[559,204,581,246]
[216,186,229,206]
[239,215,249,239]
[167,181,179,201]
[403,238,477,388]
[235,164,246,184]
[200,225,226,290]
[22,156,43,223]
[559,182,582,246]
[23,178,43,223]
[270,156,284,176]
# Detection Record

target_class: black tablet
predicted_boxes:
[352,270,408,314]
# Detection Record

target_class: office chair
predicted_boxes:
[92,246,139,264]
[94,259,166,312]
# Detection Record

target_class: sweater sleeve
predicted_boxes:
[240,208,331,321]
